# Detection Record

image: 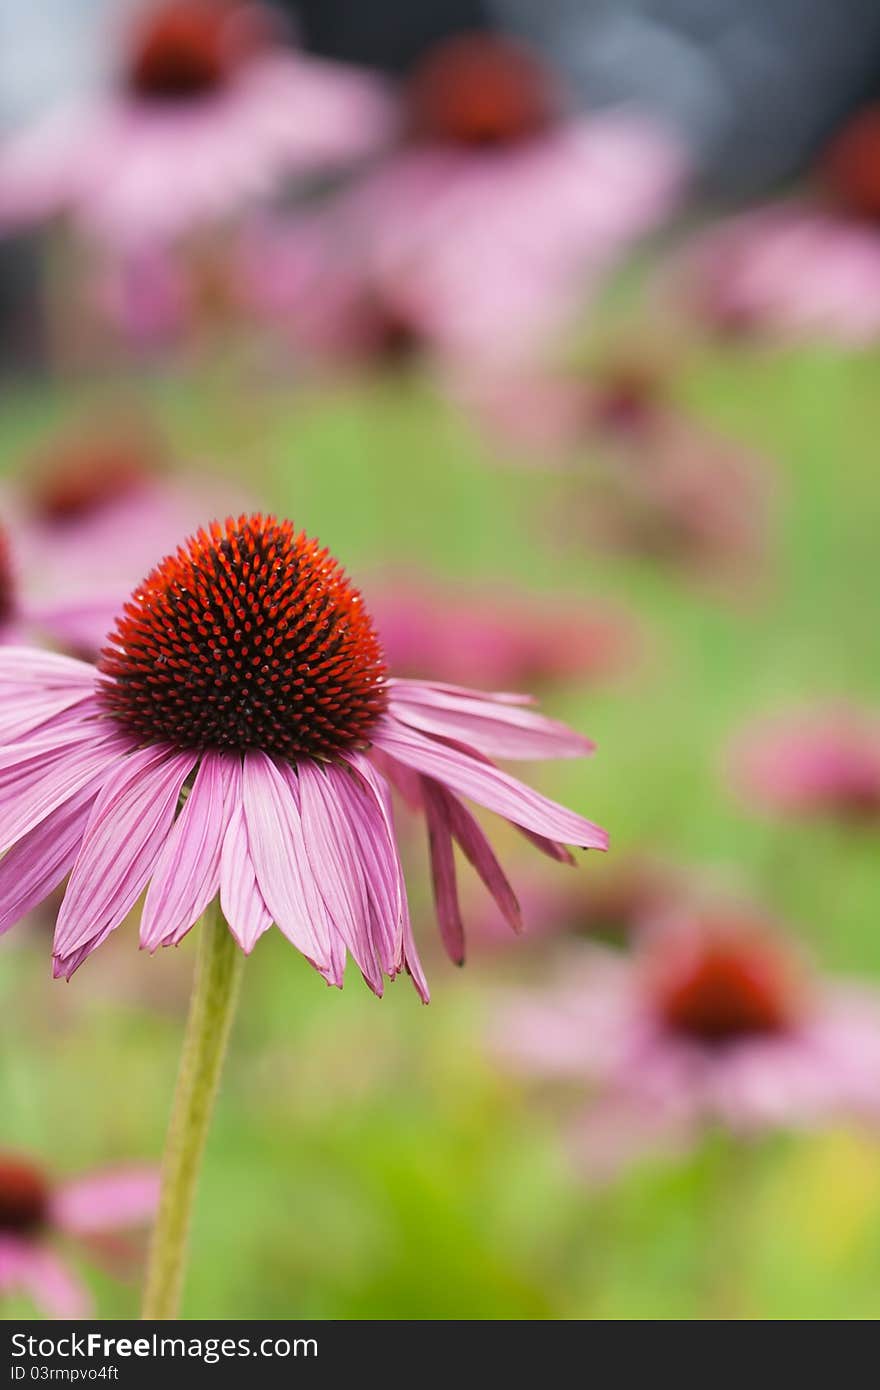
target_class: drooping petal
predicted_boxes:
[219,804,273,954]
[420,777,465,965]
[298,760,387,994]
[424,777,521,934]
[0,777,103,936]
[348,751,428,1002]
[52,1167,159,1236]
[140,752,236,951]
[327,758,408,974]
[516,824,576,866]
[241,752,339,982]
[388,683,594,759]
[53,745,197,971]
[372,718,608,850]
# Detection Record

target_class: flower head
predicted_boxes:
[0,0,396,248]
[729,705,880,825]
[405,32,557,148]
[0,513,606,995]
[494,907,880,1176]
[370,576,637,691]
[4,421,250,658]
[238,32,685,371]
[0,1152,157,1319]
[124,0,274,103]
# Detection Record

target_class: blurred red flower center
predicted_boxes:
[407,33,556,147]
[0,1157,51,1236]
[99,514,388,761]
[30,437,154,524]
[591,368,662,438]
[654,934,799,1044]
[0,524,15,626]
[126,0,272,100]
[822,106,880,221]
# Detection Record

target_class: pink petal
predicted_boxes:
[0,723,130,855]
[321,757,405,977]
[53,745,197,971]
[0,688,97,744]
[298,760,388,994]
[387,679,534,708]
[371,718,608,850]
[219,804,272,954]
[0,777,101,936]
[425,778,521,934]
[140,751,235,951]
[0,646,97,688]
[52,1167,159,1235]
[516,824,577,866]
[241,752,340,983]
[388,681,594,759]
[421,777,465,965]
[349,751,428,1001]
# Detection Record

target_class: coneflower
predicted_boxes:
[0,512,607,1317]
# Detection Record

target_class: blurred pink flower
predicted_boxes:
[0,1153,158,1319]
[0,514,606,991]
[476,361,769,576]
[0,0,396,249]
[0,522,115,655]
[729,705,880,824]
[679,105,880,346]
[5,420,251,657]
[494,909,880,1177]
[368,577,638,691]
[681,204,880,346]
[240,32,686,369]
[91,245,194,352]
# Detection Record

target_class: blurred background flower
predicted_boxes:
[0,1153,157,1319]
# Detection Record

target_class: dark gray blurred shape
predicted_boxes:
[489,0,880,193]
[287,0,490,72]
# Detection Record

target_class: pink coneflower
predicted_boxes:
[680,107,880,347]
[369,577,637,691]
[729,705,880,825]
[475,359,768,576]
[494,910,880,1175]
[0,513,606,992]
[240,32,685,369]
[0,0,396,249]
[0,518,119,655]
[0,1153,158,1318]
[6,421,250,656]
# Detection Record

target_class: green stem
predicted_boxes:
[141,902,244,1320]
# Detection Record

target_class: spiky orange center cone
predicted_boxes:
[98,513,388,760]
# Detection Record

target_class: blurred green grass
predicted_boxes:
[2,340,880,1319]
